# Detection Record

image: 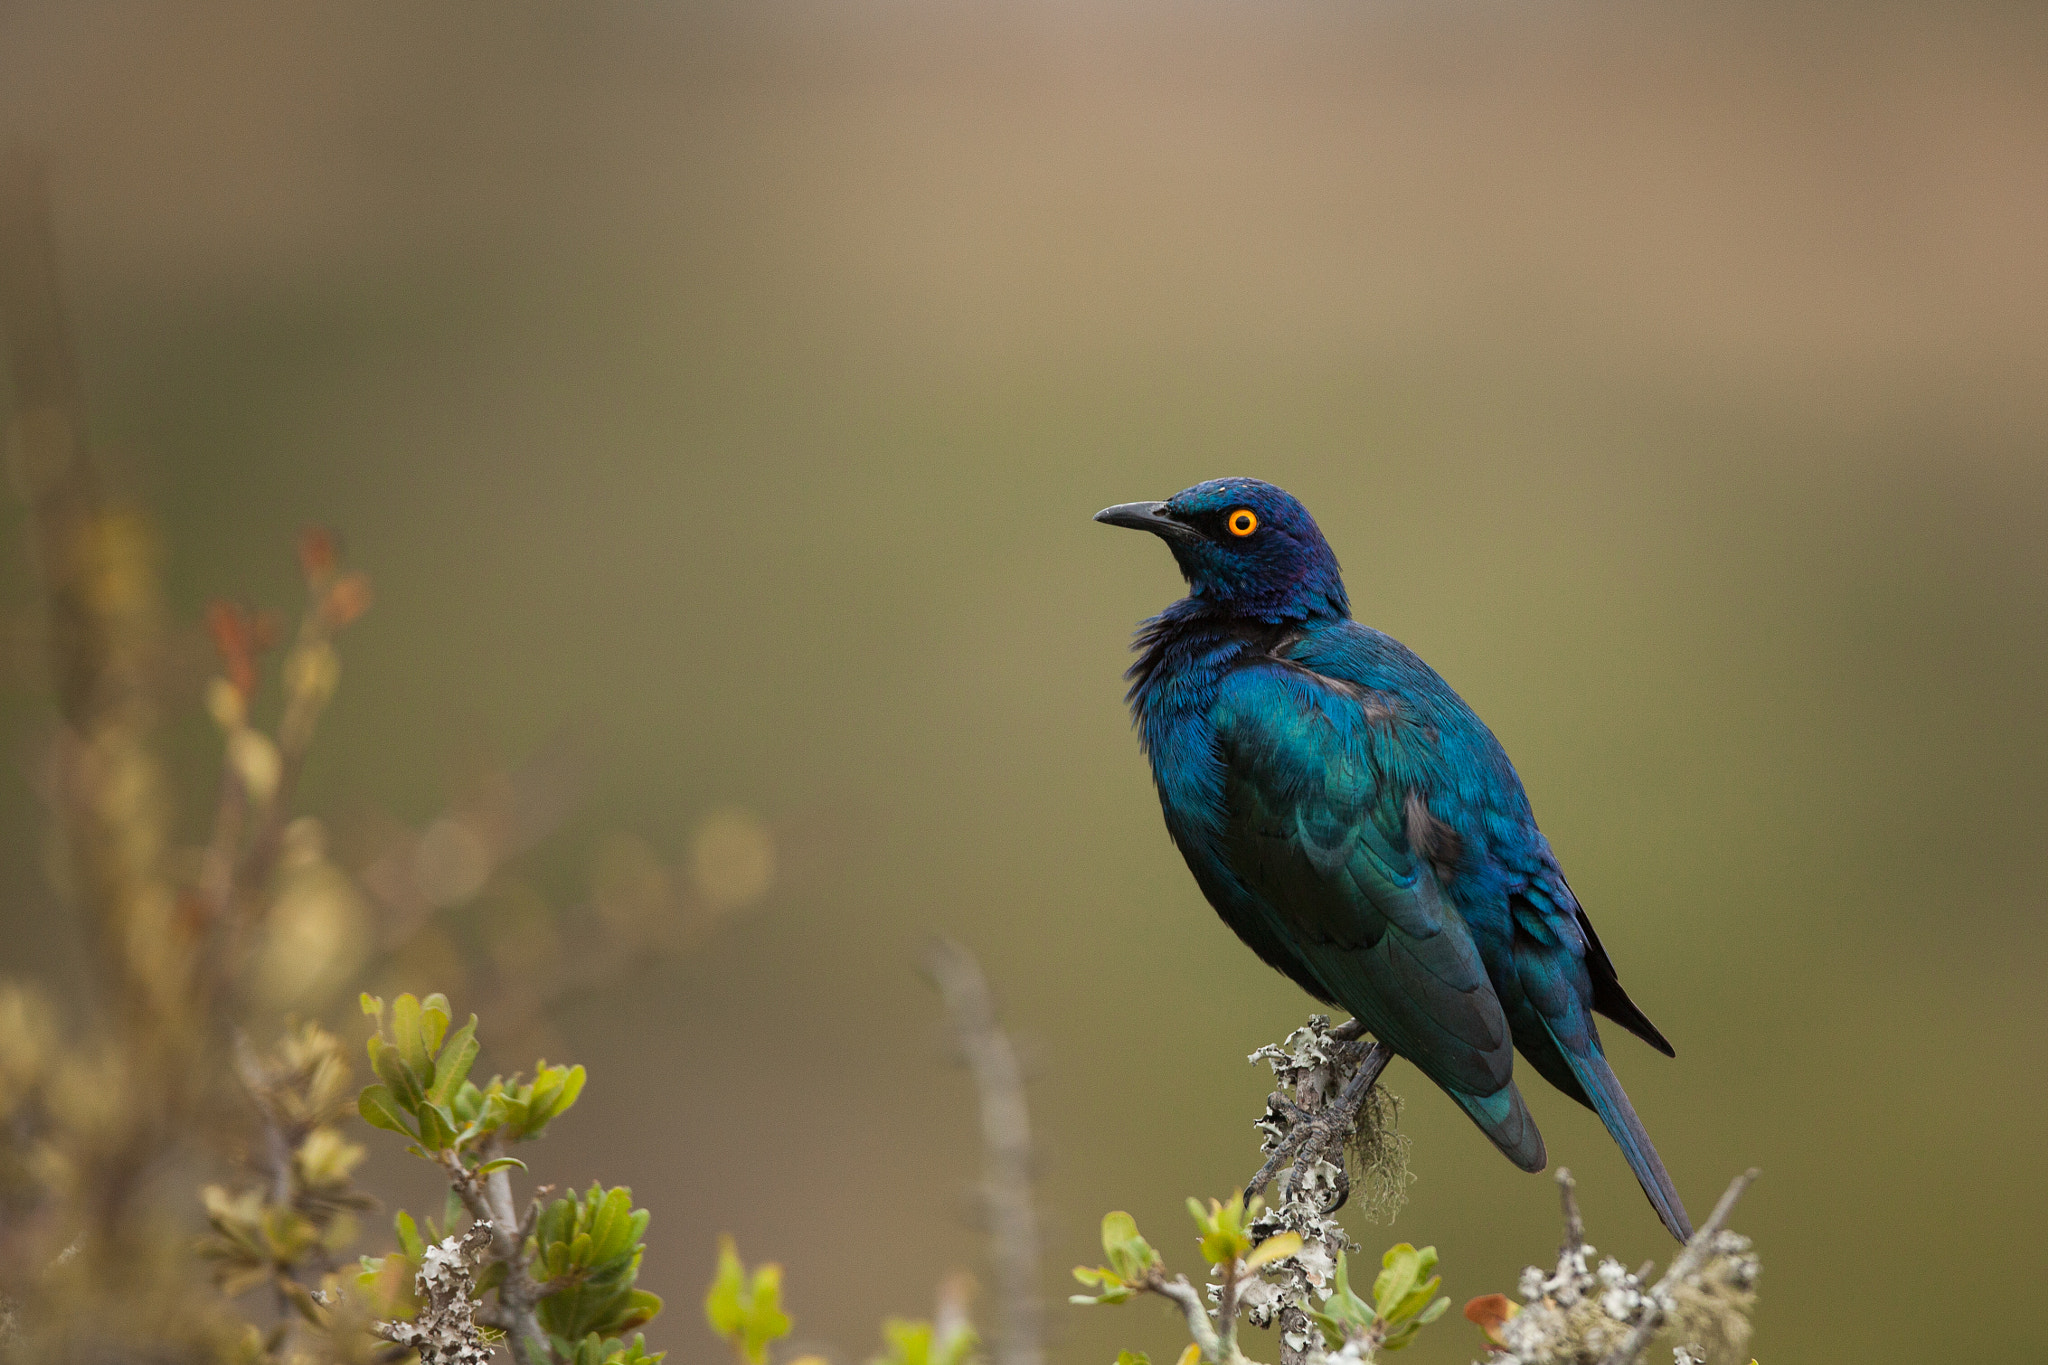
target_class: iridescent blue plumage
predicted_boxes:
[1099,478,1692,1241]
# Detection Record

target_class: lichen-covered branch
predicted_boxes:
[1241,1018,1407,1365]
[1466,1168,1761,1365]
[1595,1170,1760,1365]
[376,1222,495,1365]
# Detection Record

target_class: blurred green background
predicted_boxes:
[3,2,2044,1362]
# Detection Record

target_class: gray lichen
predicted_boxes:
[1478,1178,1760,1365]
[1241,1017,1419,1364]
[376,1221,495,1365]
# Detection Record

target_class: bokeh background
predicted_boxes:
[3,2,2045,1362]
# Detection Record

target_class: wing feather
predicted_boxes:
[1209,664,1532,1147]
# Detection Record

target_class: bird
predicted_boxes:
[1096,477,1693,1242]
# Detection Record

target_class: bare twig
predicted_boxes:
[922,937,1043,1365]
[1597,1169,1761,1365]
[0,148,182,1055]
[1556,1167,1585,1261]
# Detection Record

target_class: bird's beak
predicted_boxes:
[1094,501,1198,542]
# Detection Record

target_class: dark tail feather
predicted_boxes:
[1448,1079,1547,1173]
[1575,906,1676,1057]
[1545,1024,1693,1241]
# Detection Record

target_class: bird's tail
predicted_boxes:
[1447,1079,1547,1173]
[1544,1021,1694,1242]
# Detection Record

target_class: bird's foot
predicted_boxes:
[1244,1039,1392,1213]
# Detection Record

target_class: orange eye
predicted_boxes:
[1227,509,1258,537]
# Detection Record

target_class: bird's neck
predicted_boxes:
[1124,599,1309,737]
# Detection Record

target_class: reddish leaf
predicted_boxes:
[1464,1294,1518,1348]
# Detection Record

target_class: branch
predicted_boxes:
[377,1222,495,1365]
[1237,1018,1403,1365]
[1244,1039,1390,1207]
[0,148,181,1053]
[1597,1169,1761,1365]
[436,1146,550,1365]
[923,937,1043,1365]
[1556,1167,1585,1263]
[1147,1272,1225,1362]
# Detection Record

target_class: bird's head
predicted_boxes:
[1095,478,1349,621]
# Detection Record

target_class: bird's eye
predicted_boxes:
[1227,509,1258,537]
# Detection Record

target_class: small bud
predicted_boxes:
[206,676,246,730]
[206,600,257,698]
[298,527,339,584]
[321,571,373,629]
[283,641,340,708]
[229,728,283,804]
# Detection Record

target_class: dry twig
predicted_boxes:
[922,937,1043,1365]
[1596,1169,1761,1365]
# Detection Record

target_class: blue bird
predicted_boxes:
[1097,478,1692,1241]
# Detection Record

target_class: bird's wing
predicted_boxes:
[1208,662,1542,1169]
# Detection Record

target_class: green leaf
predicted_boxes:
[1389,1275,1442,1324]
[1100,1212,1156,1281]
[1068,1288,1133,1306]
[549,1064,588,1121]
[873,1314,972,1365]
[1069,1289,1133,1305]
[395,1210,424,1261]
[934,1320,979,1365]
[1307,1250,1378,1346]
[591,1186,628,1261]
[429,1016,479,1106]
[706,1237,748,1337]
[392,993,428,1077]
[417,1102,460,1151]
[874,1318,933,1365]
[358,1084,414,1137]
[740,1263,791,1365]
[539,1196,575,1253]
[1242,1231,1302,1272]
[420,993,452,1055]
[1115,1352,1151,1365]
[1372,1243,1425,1319]
[1188,1193,1258,1265]
[368,1035,421,1107]
[601,1334,666,1365]
[527,1069,564,1120]
[360,992,384,1021]
[476,1156,528,1175]
[618,1288,662,1332]
[536,1185,661,1342]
